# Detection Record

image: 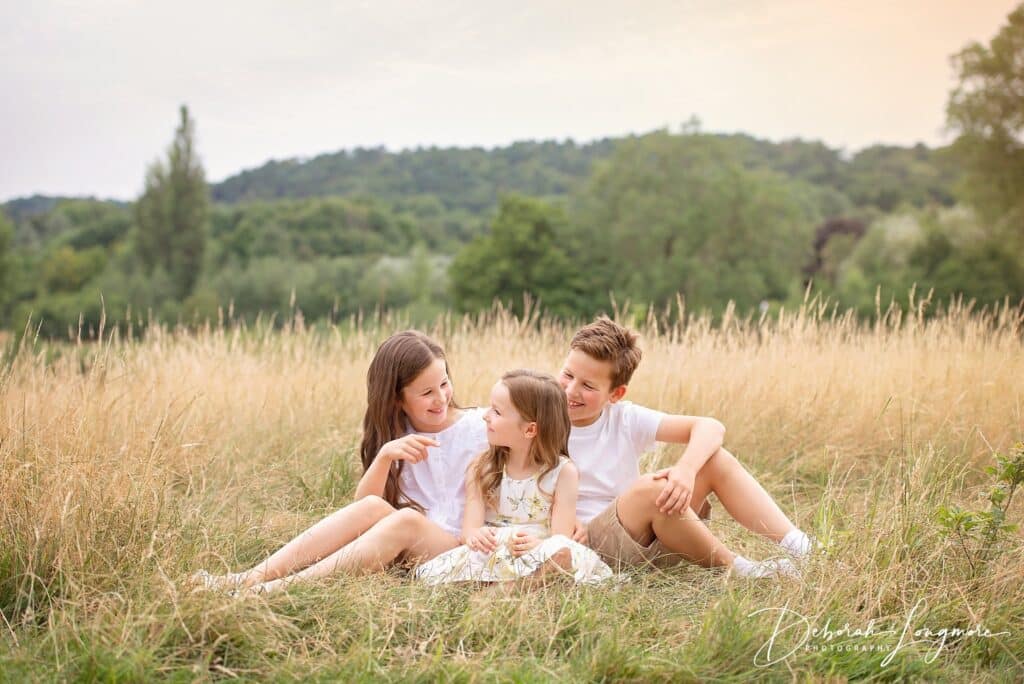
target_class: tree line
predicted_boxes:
[2,4,1023,337]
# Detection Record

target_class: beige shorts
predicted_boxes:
[585,499,688,570]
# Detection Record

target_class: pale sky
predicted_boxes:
[0,0,1018,202]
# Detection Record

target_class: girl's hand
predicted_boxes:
[465,527,498,553]
[511,531,540,557]
[377,434,439,465]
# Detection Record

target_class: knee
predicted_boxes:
[707,447,740,475]
[380,507,427,538]
[621,474,663,511]
[630,473,663,499]
[356,494,395,517]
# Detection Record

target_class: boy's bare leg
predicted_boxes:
[228,495,398,588]
[688,447,796,542]
[616,479,736,568]
[252,508,459,591]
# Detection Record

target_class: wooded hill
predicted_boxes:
[2,128,1015,337]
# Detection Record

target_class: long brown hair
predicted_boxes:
[471,369,571,508]
[360,330,454,510]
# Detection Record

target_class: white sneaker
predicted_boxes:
[730,556,801,580]
[189,569,243,593]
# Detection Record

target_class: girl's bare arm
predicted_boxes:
[462,460,498,552]
[550,462,579,538]
[354,434,438,499]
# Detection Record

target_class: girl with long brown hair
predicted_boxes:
[193,331,489,594]
[414,369,611,584]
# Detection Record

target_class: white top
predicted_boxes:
[485,456,569,538]
[400,406,489,536]
[568,401,666,523]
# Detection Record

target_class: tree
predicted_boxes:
[0,212,13,318]
[135,105,209,299]
[570,131,814,313]
[947,4,1024,229]
[449,195,583,317]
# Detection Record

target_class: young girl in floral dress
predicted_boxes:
[415,369,611,584]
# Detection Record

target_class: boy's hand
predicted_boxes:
[572,518,588,544]
[511,531,541,557]
[653,465,696,516]
[378,434,439,464]
[465,526,498,553]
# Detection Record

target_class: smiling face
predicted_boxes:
[398,357,454,432]
[482,381,534,450]
[558,349,627,427]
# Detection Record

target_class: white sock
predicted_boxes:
[779,529,812,558]
[731,555,759,577]
[732,555,799,579]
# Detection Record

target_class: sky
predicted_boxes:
[0,0,1019,202]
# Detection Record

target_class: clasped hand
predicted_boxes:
[653,464,697,516]
[464,527,540,557]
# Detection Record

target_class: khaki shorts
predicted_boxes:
[585,499,688,570]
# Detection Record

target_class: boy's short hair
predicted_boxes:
[569,316,642,388]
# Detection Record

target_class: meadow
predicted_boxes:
[1,299,1023,682]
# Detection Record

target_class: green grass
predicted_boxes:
[3,445,1022,681]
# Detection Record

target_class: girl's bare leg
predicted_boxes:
[229,495,397,588]
[252,508,458,592]
[689,447,796,542]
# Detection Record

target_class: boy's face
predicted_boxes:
[557,349,626,428]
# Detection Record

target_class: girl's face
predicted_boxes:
[483,381,535,450]
[399,358,454,433]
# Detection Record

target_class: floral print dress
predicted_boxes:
[414,457,613,584]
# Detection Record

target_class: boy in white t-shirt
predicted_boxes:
[561,317,813,577]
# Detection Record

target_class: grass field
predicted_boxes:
[2,300,1023,681]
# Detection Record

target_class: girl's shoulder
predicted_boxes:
[539,456,575,490]
[556,457,577,480]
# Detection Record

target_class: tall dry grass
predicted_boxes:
[1,300,1022,680]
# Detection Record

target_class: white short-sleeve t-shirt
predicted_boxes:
[568,401,666,523]
[399,406,489,536]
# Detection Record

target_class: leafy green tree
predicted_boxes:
[831,207,1023,314]
[55,200,132,250]
[450,195,582,317]
[947,4,1024,228]
[41,246,107,292]
[135,105,209,299]
[0,212,13,318]
[571,131,814,313]
[841,145,958,212]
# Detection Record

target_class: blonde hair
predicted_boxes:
[470,369,571,507]
[569,316,642,388]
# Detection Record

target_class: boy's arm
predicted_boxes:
[652,414,726,515]
[549,462,579,537]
